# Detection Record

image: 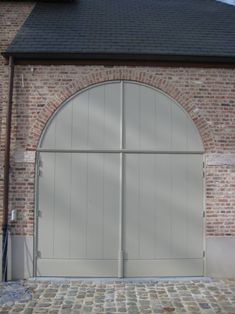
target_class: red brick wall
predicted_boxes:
[0,4,235,237]
[0,1,35,232]
[206,165,235,236]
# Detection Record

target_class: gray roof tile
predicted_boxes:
[4,0,235,60]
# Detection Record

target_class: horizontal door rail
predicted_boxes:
[37,148,204,154]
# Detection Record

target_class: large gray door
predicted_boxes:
[36,81,204,277]
[124,154,203,276]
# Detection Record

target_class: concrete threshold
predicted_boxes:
[29,276,212,283]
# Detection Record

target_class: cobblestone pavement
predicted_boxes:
[1,278,235,313]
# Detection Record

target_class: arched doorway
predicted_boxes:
[35,81,204,277]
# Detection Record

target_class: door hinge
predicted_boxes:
[37,210,42,218]
[203,250,205,258]
[37,155,42,166]
[203,161,205,178]
[38,169,42,177]
[203,211,205,218]
[37,156,42,177]
[37,165,42,177]
[37,251,42,258]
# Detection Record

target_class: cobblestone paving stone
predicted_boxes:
[0,278,235,313]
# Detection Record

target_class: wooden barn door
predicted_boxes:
[36,81,204,277]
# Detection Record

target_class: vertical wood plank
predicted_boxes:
[139,87,155,149]
[124,154,139,259]
[86,153,103,259]
[53,153,71,258]
[103,154,120,259]
[186,154,204,257]
[104,83,121,148]
[124,83,140,149]
[154,154,172,258]
[72,91,89,149]
[70,154,87,258]
[139,155,155,259]
[88,86,105,149]
[171,154,187,258]
[155,94,172,150]
[38,153,55,258]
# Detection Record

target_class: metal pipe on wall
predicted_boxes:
[2,56,14,281]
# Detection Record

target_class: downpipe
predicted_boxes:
[2,56,14,281]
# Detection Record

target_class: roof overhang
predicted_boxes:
[2,52,235,65]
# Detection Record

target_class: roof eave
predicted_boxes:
[2,51,235,64]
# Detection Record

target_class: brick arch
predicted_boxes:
[27,68,215,152]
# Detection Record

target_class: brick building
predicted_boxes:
[0,0,235,279]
